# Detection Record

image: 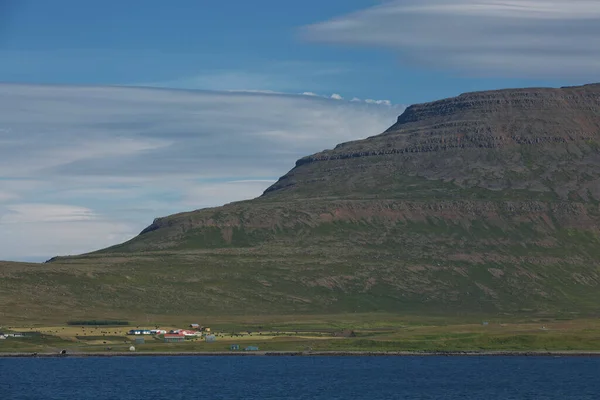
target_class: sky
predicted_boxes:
[1,0,599,261]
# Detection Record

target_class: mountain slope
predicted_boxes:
[19,84,600,319]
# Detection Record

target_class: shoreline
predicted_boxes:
[2,350,600,358]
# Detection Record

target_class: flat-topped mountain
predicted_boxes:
[5,84,600,321]
[268,83,600,198]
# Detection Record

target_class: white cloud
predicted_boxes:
[0,218,136,260]
[0,203,138,260]
[302,0,600,78]
[0,83,402,261]
[300,91,394,106]
[365,99,392,106]
[0,191,19,202]
[1,204,97,223]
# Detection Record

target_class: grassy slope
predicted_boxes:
[2,317,600,353]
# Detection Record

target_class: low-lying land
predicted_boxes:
[2,315,600,354]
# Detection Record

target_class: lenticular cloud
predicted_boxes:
[303,0,600,78]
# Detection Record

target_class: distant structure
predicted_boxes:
[230,344,240,350]
[189,324,200,329]
[129,346,136,352]
[127,329,152,335]
[245,346,259,351]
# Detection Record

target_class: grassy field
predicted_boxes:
[2,315,600,353]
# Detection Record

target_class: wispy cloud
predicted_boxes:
[0,83,402,261]
[137,61,352,93]
[302,0,600,78]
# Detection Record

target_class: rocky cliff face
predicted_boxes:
[57,84,600,315]
[266,84,600,199]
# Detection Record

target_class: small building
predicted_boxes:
[189,324,200,329]
[245,346,259,351]
[164,334,185,343]
[134,338,145,345]
[205,335,216,343]
[203,327,211,333]
[141,330,152,335]
[230,344,240,351]
[181,330,200,337]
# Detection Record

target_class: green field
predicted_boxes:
[2,315,600,354]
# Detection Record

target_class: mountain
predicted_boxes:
[5,84,600,322]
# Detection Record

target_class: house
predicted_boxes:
[151,329,167,335]
[189,324,200,329]
[127,330,142,335]
[230,344,240,350]
[164,334,185,343]
[179,330,201,337]
[245,346,259,351]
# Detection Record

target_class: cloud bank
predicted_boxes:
[302,0,600,78]
[0,84,402,261]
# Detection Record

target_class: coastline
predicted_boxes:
[2,350,600,358]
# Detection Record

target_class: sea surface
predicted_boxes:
[1,356,599,399]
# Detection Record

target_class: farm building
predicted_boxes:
[245,346,259,351]
[189,324,200,329]
[164,334,185,343]
[127,329,152,335]
[230,344,240,350]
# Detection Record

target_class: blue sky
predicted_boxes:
[2,0,594,103]
[1,0,599,261]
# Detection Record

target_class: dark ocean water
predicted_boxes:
[1,356,599,399]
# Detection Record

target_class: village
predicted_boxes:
[0,321,337,352]
[124,324,259,350]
